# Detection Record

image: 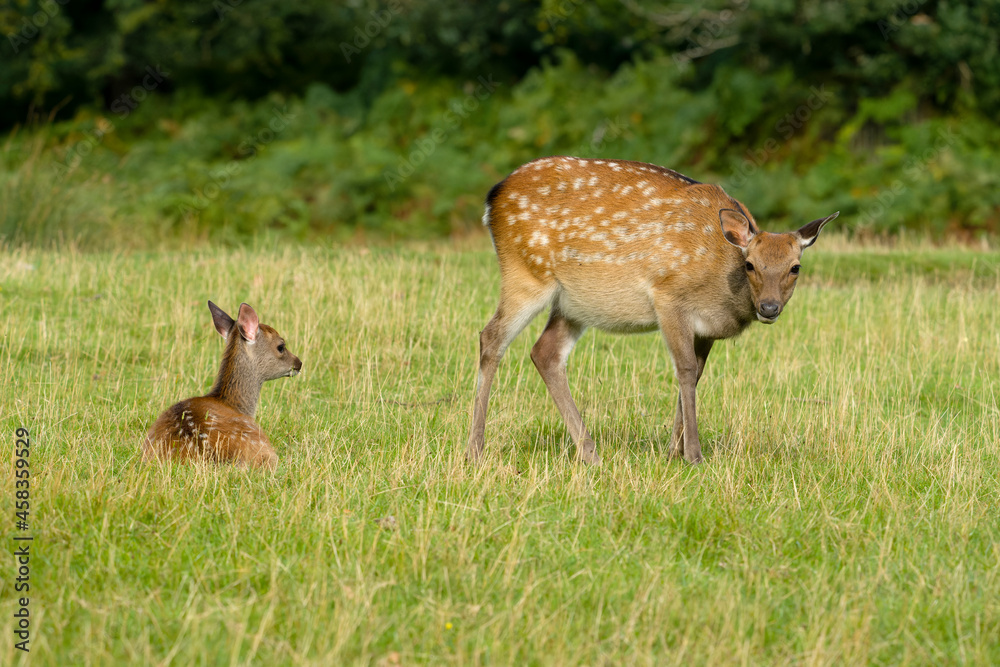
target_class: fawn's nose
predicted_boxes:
[759,301,781,320]
[293,357,303,372]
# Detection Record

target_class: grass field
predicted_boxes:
[2,238,999,665]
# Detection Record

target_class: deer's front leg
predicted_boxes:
[669,338,713,460]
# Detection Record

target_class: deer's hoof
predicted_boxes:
[465,445,484,466]
[577,442,601,466]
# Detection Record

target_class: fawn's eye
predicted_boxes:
[277,343,285,353]
[790,265,801,275]
[745,261,755,272]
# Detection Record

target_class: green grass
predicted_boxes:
[1,239,999,665]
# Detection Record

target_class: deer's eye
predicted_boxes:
[745,261,755,272]
[790,265,801,275]
[277,343,285,353]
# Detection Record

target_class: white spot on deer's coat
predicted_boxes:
[595,206,605,214]
[702,224,715,234]
[588,176,598,186]
[528,230,550,247]
[537,185,551,196]
[518,196,529,210]
[573,177,584,190]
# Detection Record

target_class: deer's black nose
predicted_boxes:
[759,301,781,319]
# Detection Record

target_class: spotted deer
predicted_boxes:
[143,301,302,470]
[467,156,837,465]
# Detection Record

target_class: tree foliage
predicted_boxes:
[1,0,999,244]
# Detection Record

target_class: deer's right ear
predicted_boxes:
[208,301,235,338]
[236,303,260,343]
[719,208,757,251]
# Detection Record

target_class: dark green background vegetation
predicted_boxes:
[1,0,998,247]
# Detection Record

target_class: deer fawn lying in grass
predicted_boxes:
[467,157,837,465]
[143,301,302,470]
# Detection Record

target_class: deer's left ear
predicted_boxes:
[795,212,839,249]
[236,303,259,343]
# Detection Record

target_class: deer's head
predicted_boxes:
[720,209,839,324]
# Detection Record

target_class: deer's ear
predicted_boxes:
[795,211,839,249]
[208,301,235,338]
[719,208,757,250]
[236,303,259,343]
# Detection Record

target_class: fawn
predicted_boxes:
[143,301,302,470]
[467,156,837,465]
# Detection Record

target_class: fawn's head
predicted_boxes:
[208,301,302,380]
[720,209,839,324]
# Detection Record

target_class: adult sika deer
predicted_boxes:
[467,157,837,465]
[143,301,302,470]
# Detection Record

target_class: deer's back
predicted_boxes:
[142,396,277,470]
[486,157,754,336]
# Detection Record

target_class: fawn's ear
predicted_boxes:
[208,301,235,338]
[795,211,839,249]
[236,303,259,343]
[719,208,758,251]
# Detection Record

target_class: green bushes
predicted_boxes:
[2,0,999,246]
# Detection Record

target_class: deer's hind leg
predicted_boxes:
[530,307,598,464]
[466,277,556,464]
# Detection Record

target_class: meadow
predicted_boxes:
[1,237,999,665]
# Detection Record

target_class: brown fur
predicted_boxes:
[468,156,837,464]
[142,302,302,470]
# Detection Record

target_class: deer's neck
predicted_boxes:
[206,339,262,417]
